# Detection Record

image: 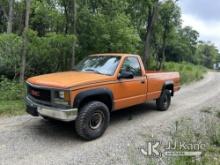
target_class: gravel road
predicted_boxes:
[0,71,220,165]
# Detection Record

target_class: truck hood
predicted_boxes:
[27,71,113,89]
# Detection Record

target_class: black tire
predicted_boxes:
[156,89,171,111]
[75,101,110,140]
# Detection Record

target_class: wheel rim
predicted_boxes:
[89,111,104,130]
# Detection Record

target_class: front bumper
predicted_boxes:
[25,96,78,121]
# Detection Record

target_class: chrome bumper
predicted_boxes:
[25,96,78,122]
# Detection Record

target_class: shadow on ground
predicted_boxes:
[28,101,158,142]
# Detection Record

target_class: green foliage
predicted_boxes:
[164,62,207,84]
[0,0,220,78]
[0,31,76,77]
[0,13,6,32]
[0,34,22,78]
[0,100,25,116]
[171,115,220,165]
[31,0,66,36]
[0,76,24,100]
[165,26,199,63]
[77,7,141,60]
[0,76,25,116]
[217,112,220,119]
[27,30,76,75]
[126,0,154,31]
[196,42,219,68]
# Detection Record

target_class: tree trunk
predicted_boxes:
[20,0,31,83]
[143,0,159,69]
[63,0,69,34]
[71,0,77,68]
[0,5,8,22]
[7,0,14,33]
[157,30,167,70]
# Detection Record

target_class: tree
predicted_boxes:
[7,0,14,33]
[156,0,181,69]
[71,0,77,68]
[143,0,159,69]
[179,26,199,63]
[196,42,219,68]
[0,0,220,80]
[20,0,31,82]
[59,0,77,68]
[127,0,159,68]
[0,1,8,32]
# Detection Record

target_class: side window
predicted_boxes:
[120,57,142,77]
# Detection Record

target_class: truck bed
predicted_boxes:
[145,70,180,100]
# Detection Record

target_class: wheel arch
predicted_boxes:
[162,80,174,96]
[73,88,114,111]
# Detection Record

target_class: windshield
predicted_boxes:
[75,56,121,76]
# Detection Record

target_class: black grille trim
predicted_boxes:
[28,85,51,102]
[26,83,72,109]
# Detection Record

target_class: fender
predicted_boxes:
[162,80,174,96]
[73,88,114,110]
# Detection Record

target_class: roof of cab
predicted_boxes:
[90,53,140,57]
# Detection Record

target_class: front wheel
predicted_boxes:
[156,89,171,111]
[75,101,110,140]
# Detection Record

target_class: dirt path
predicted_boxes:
[0,71,220,165]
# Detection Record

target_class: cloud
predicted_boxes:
[178,0,220,50]
[181,14,220,50]
[179,0,220,23]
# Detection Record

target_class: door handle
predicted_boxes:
[141,80,145,84]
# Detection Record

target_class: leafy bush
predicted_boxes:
[0,34,22,79]
[0,100,25,116]
[164,62,207,84]
[0,76,25,116]
[0,32,76,78]
[77,9,141,59]
[0,76,24,100]
[27,30,76,75]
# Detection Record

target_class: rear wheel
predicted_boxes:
[75,101,110,140]
[156,89,171,111]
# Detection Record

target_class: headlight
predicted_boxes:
[54,91,70,105]
[58,91,65,99]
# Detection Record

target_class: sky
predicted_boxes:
[178,0,220,51]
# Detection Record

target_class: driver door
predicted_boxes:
[114,56,146,110]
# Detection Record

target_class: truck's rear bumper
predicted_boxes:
[25,96,78,122]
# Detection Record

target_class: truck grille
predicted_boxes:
[28,85,51,102]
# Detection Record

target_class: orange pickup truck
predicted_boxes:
[25,54,180,140]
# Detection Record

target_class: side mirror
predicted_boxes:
[118,71,134,79]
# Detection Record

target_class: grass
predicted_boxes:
[164,62,207,84]
[200,107,212,114]
[0,76,25,116]
[171,117,220,165]
[0,100,25,116]
[128,108,220,165]
[217,112,220,119]
[167,110,220,165]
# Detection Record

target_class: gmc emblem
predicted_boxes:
[30,90,40,97]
